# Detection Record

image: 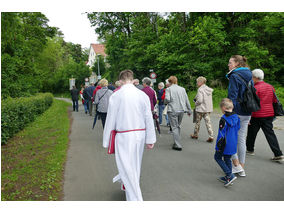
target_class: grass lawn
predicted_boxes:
[1,99,72,201]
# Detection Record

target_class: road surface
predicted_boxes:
[59,99,284,201]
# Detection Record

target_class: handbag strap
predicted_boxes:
[98,89,108,102]
[272,88,280,103]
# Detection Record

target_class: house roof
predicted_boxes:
[90,43,106,57]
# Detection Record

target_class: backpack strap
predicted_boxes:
[272,89,280,102]
[233,72,250,89]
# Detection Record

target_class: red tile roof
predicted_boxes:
[91,43,106,57]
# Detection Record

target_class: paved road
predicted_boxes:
[60,98,284,201]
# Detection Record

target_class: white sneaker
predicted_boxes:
[232,164,244,174]
[238,170,246,177]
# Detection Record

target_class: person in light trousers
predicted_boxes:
[164,76,192,151]
[227,55,252,177]
[191,76,214,142]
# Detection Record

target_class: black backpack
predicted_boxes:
[234,73,260,113]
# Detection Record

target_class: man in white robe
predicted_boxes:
[103,70,156,201]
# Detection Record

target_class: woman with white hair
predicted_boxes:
[246,69,284,162]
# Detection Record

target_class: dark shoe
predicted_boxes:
[85,111,87,114]
[217,176,227,183]
[206,137,214,143]
[224,174,237,187]
[172,144,182,151]
[190,134,198,139]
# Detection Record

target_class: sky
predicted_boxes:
[2,0,282,52]
[44,11,98,49]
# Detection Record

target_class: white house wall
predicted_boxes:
[87,45,96,67]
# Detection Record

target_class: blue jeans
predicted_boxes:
[72,100,78,111]
[214,151,232,176]
[164,114,169,125]
[83,101,88,113]
[158,105,165,124]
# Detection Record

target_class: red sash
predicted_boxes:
[108,128,146,154]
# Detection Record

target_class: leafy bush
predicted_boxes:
[275,86,284,104]
[1,93,53,144]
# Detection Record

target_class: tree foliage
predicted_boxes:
[1,12,91,98]
[87,12,284,89]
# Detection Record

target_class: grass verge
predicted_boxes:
[1,99,72,201]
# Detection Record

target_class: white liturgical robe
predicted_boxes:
[103,83,156,201]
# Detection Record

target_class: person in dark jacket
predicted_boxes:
[83,85,90,113]
[246,69,284,162]
[70,86,79,112]
[142,77,157,112]
[214,98,240,187]
[85,83,96,116]
[227,55,252,177]
[108,83,116,91]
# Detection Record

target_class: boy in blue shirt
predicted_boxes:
[214,98,240,187]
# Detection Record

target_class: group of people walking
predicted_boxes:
[70,55,283,201]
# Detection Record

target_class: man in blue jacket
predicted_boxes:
[85,83,96,116]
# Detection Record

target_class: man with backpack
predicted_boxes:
[227,55,255,177]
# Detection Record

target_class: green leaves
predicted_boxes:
[87,12,284,87]
[1,93,54,145]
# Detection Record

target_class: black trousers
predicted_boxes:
[99,112,107,129]
[246,117,283,157]
[72,100,78,111]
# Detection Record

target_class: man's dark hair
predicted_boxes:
[119,70,134,81]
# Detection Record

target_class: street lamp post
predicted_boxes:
[97,54,101,80]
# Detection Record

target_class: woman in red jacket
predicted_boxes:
[246,69,284,162]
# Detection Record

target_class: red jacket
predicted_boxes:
[161,89,166,100]
[92,86,102,101]
[252,81,277,118]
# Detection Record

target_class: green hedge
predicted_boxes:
[1,93,53,144]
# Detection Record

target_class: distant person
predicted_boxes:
[103,70,156,201]
[246,69,284,162]
[70,86,79,112]
[164,76,192,151]
[157,82,166,125]
[80,87,88,114]
[162,79,170,127]
[133,79,144,90]
[92,82,102,101]
[94,79,113,129]
[191,76,214,142]
[113,80,121,93]
[108,83,116,91]
[83,85,90,114]
[142,77,157,112]
[86,83,96,116]
[227,55,252,177]
[214,98,240,187]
